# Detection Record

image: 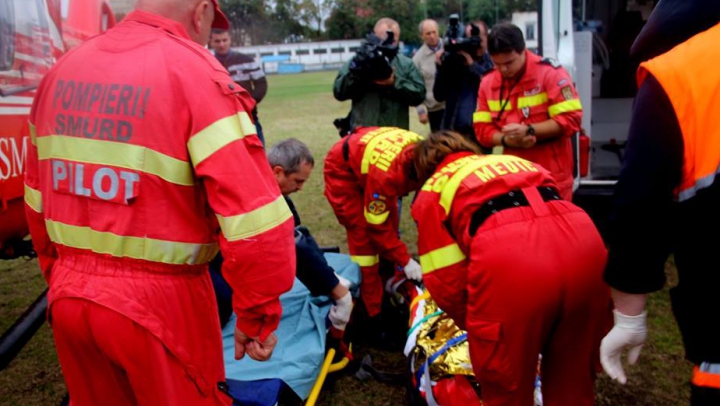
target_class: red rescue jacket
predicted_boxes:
[411,152,557,326]
[323,126,423,266]
[473,51,582,197]
[24,10,295,341]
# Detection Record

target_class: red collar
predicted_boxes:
[491,50,541,90]
[122,10,192,41]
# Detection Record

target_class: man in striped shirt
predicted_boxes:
[211,28,268,145]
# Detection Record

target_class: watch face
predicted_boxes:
[527,125,535,135]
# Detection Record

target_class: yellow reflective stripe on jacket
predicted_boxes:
[216,195,291,242]
[188,111,256,166]
[29,122,37,146]
[45,219,219,265]
[350,254,379,267]
[487,100,511,111]
[517,92,548,108]
[548,99,582,117]
[24,184,42,213]
[419,243,466,274]
[437,155,534,214]
[364,207,390,225]
[360,128,415,174]
[37,136,194,186]
[473,111,492,123]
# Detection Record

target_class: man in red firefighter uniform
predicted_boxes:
[473,23,582,201]
[324,126,423,318]
[23,1,295,404]
[411,131,611,406]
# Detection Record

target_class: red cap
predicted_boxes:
[211,0,230,30]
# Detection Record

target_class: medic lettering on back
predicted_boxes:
[51,159,140,205]
[52,80,151,142]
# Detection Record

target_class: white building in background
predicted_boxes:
[511,11,539,52]
[232,39,363,74]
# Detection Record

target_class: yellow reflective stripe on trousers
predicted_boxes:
[36,136,194,186]
[216,195,292,241]
[473,111,492,123]
[364,207,390,225]
[350,254,379,267]
[24,183,42,213]
[517,92,548,108]
[548,99,582,117]
[29,122,37,146]
[45,219,219,265]
[360,128,415,174]
[419,243,466,274]
[188,111,256,166]
[487,100,511,111]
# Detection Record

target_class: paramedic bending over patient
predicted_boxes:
[411,131,611,406]
[324,126,424,320]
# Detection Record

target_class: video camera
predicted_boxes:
[349,31,399,81]
[442,14,481,57]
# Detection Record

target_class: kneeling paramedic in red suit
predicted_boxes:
[23,1,296,405]
[324,126,423,318]
[411,131,612,406]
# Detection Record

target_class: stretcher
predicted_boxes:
[221,252,360,405]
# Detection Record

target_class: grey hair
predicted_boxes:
[267,138,315,174]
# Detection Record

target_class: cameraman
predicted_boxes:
[333,18,425,130]
[433,19,493,149]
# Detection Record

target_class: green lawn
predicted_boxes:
[0,70,690,405]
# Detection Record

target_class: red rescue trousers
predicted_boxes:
[344,224,383,317]
[465,190,612,406]
[48,255,232,406]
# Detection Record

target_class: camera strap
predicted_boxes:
[495,72,524,124]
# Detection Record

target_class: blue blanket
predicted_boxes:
[222,253,360,402]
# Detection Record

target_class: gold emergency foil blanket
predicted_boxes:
[410,294,474,380]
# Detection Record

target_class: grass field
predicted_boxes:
[0,70,691,405]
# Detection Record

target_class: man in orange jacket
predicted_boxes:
[324,126,423,319]
[473,23,582,200]
[23,0,295,404]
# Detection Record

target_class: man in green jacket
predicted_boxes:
[333,17,425,130]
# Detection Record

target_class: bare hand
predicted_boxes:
[418,112,429,124]
[234,327,251,360]
[435,50,444,65]
[501,123,528,138]
[458,50,473,66]
[246,333,278,361]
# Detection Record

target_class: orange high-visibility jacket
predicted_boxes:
[411,152,557,325]
[473,51,582,198]
[323,126,423,267]
[23,10,295,341]
[638,22,720,203]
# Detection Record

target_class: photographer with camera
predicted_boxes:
[333,18,425,130]
[433,16,493,150]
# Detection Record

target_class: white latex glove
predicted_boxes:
[329,292,353,331]
[600,309,647,384]
[335,272,352,289]
[403,258,423,281]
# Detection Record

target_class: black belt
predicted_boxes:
[468,186,561,237]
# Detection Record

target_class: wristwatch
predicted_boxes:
[526,124,536,136]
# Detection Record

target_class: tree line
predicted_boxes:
[219,0,537,46]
